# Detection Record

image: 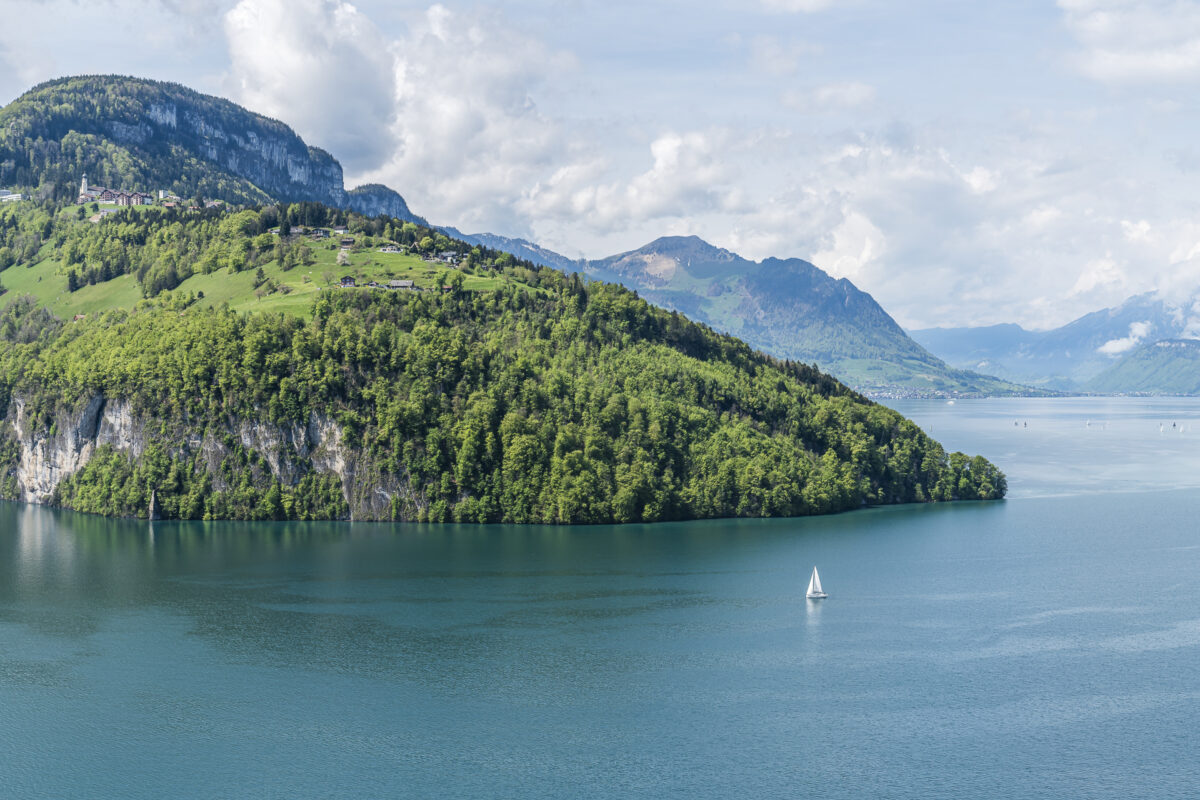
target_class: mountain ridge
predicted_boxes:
[581,235,1032,397]
[0,75,427,223]
[911,292,1200,391]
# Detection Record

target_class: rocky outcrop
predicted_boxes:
[0,75,429,223]
[2,392,420,521]
[346,183,425,224]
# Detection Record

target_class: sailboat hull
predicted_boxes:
[806,592,827,599]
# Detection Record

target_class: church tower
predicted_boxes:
[80,173,88,197]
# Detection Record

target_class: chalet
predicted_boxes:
[162,202,178,209]
[438,251,460,264]
[76,174,153,206]
[388,279,414,290]
[310,228,329,239]
[289,225,306,235]
[333,225,349,235]
[378,245,402,254]
[340,276,356,288]
[339,237,355,248]
[115,192,154,206]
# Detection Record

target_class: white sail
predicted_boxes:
[807,566,826,598]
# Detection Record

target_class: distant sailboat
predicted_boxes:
[806,567,827,600]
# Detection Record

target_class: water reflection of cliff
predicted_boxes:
[0,501,380,637]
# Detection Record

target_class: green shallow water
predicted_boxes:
[3,397,1200,798]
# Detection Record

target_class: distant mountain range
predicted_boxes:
[437,227,578,271]
[1088,339,1200,394]
[910,292,1200,393]
[577,236,1034,396]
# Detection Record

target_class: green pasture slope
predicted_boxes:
[3,203,511,320]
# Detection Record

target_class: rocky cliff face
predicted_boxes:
[346,183,426,224]
[107,88,349,206]
[0,76,424,223]
[2,392,421,520]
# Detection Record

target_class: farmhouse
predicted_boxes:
[340,276,356,288]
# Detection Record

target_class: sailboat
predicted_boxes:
[806,566,827,599]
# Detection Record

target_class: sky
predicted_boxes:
[4,0,1200,330]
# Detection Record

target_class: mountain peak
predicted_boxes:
[636,235,740,263]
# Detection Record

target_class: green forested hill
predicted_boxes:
[1086,339,1200,395]
[0,75,422,220]
[0,199,1005,522]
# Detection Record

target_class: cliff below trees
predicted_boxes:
[0,274,1006,523]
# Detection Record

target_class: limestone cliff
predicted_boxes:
[1,392,421,521]
[0,75,425,223]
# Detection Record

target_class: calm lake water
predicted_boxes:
[4,397,1200,799]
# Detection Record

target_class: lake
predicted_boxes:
[3,397,1200,798]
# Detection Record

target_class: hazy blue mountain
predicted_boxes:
[911,292,1194,391]
[437,227,579,271]
[582,235,1030,397]
[1086,339,1200,395]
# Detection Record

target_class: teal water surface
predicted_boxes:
[3,398,1200,798]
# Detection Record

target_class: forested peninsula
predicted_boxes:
[0,198,1005,523]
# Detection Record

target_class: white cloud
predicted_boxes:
[783,81,876,112]
[748,36,821,76]
[761,0,839,12]
[1097,320,1152,354]
[1121,219,1152,241]
[1071,255,1127,296]
[1059,0,1200,82]
[962,166,998,194]
[521,130,737,234]
[1025,205,1063,228]
[810,209,885,280]
[352,4,576,234]
[224,0,396,173]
